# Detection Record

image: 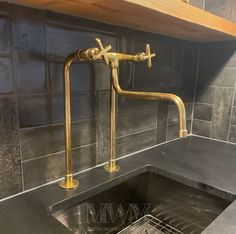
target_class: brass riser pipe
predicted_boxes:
[59,52,79,189]
[104,82,120,173]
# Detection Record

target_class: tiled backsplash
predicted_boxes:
[190,0,236,143]
[0,3,197,199]
[192,42,236,143]
[1,0,236,200]
[190,0,236,23]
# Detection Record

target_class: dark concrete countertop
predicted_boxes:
[0,135,236,234]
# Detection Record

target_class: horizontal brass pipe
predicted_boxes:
[111,67,187,138]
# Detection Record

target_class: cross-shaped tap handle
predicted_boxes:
[95,38,112,65]
[145,44,156,68]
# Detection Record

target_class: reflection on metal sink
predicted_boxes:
[52,172,231,234]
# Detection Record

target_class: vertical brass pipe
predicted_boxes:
[59,52,79,189]
[104,77,120,172]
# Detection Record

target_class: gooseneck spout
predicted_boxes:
[110,63,187,139]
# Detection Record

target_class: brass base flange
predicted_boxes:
[179,129,188,138]
[104,164,120,173]
[59,176,79,190]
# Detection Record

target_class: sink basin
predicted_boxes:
[52,172,231,234]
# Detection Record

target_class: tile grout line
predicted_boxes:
[193,118,211,123]
[226,79,236,142]
[8,5,25,192]
[191,45,200,135]
[19,117,97,131]
[116,127,156,139]
[209,84,217,138]
[192,134,236,146]
[165,39,176,142]
[166,106,169,141]
[95,91,99,166]
[22,142,97,163]
[155,102,159,144]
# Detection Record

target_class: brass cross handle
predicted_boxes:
[145,44,156,68]
[94,38,112,65]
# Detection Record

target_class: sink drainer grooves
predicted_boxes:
[118,214,185,234]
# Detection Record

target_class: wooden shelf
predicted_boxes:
[9,0,236,42]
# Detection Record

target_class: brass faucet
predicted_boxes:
[59,38,187,189]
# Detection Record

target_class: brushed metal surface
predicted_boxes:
[53,172,230,234]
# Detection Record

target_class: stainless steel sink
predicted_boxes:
[52,172,231,234]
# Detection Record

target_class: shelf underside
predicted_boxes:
[8,0,236,42]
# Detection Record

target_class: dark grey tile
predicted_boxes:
[205,0,227,17]
[133,37,174,90]
[165,86,195,103]
[215,68,236,87]
[18,94,48,128]
[211,87,234,141]
[231,106,236,125]
[199,43,236,69]
[119,34,133,54]
[192,119,211,137]
[174,41,198,82]
[50,61,94,93]
[11,5,45,53]
[134,38,198,93]
[117,109,156,137]
[116,129,156,158]
[195,86,215,104]
[97,91,110,164]
[227,0,236,23]
[133,62,165,89]
[20,118,96,160]
[198,44,236,87]
[0,16,9,54]
[45,11,117,42]
[168,103,193,124]
[0,2,8,15]
[194,103,213,121]
[198,67,236,87]
[70,92,97,120]
[0,57,13,93]
[0,96,22,199]
[142,40,196,91]
[224,50,236,68]
[189,0,205,9]
[119,62,133,89]
[234,92,236,106]
[16,51,46,93]
[23,144,96,189]
[10,5,46,93]
[167,120,191,141]
[94,63,110,91]
[228,125,236,143]
[117,95,157,114]
[182,66,198,87]
[156,102,168,144]
[50,92,96,123]
[133,37,173,67]
[46,24,116,58]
